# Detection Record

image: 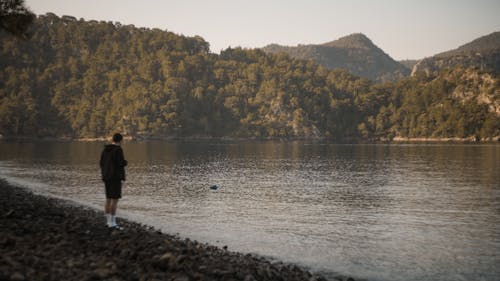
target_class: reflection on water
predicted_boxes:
[1,141,499,281]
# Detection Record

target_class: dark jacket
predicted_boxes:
[100,144,127,181]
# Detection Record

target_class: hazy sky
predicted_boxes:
[26,0,500,60]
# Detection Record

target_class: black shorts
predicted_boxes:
[104,180,122,199]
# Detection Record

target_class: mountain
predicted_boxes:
[262,33,410,83]
[0,14,498,141]
[0,13,370,140]
[437,31,500,57]
[411,31,500,76]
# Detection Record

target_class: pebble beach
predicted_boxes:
[0,179,357,281]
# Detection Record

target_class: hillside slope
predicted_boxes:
[262,33,410,83]
[1,14,498,141]
[411,31,500,76]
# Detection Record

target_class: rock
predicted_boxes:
[244,274,257,281]
[211,269,232,277]
[333,277,356,281]
[175,254,187,264]
[172,274,190,281]
[309,276,328,281]
[92,267,112,279]
[3,209,14,217]
[159,252,175,262]
[105,262,117,271]
[10,272,25,281]
[155,252,178,270]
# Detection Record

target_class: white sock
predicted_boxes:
[111,215,117,226]
[106,214,112,226]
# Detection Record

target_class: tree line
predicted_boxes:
[1,13,499,141]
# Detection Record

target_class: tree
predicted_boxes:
[0,0,35,38]
[2,13,499,141]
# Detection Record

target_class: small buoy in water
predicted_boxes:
[209,185,218,190]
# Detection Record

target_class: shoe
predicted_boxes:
[109,224,123,230]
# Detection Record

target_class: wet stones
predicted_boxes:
[0,179,355,281]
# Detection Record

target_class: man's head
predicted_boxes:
[112,133,123,144]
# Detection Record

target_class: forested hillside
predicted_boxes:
[357,68,499,141]
[1,14,499,141]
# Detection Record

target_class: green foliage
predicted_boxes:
[359,69,500,140]
[1,14,499,141]
[0,0,35,38]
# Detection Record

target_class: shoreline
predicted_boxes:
[0,179,358,281]
[0,135,499,143]
[390,136,499,142]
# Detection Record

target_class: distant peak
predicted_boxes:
[339,33,371,41]
[323,33,375,49]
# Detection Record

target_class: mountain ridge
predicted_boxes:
[436,31,500,58]
[411,31,500,76]
[262,33,410,83]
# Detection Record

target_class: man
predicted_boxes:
[100,133,127,229]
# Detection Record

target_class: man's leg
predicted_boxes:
[110,199,118,215]
[105,198,112,226]
[105,180,122,228]
[104,180,113,226]
[105,198,112,213]
[110,199,119,227]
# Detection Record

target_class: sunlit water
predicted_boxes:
[1,141,499,281]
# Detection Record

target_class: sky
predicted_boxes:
[25,0,500,60]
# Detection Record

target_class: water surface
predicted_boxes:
[1,141,499,281]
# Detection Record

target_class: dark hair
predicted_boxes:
[112,133,123,143]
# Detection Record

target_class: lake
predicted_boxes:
[0,141,499,281]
